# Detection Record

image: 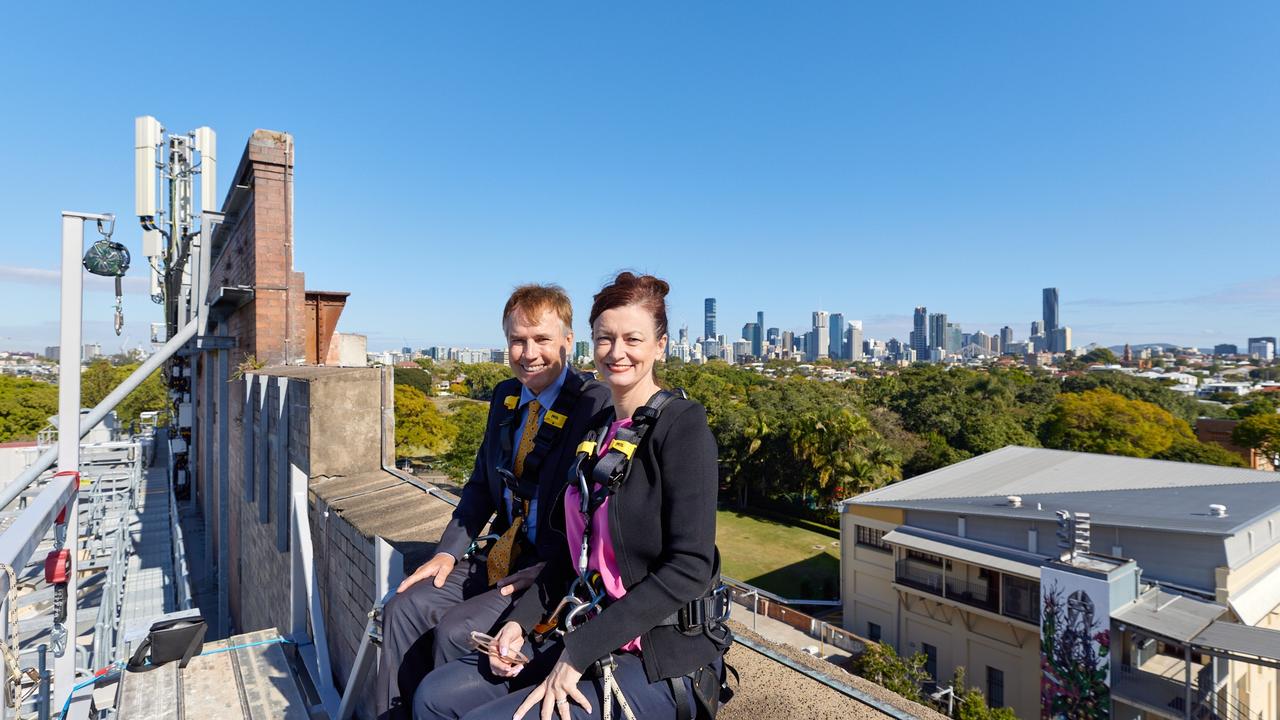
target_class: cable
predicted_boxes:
[56,637,296,717]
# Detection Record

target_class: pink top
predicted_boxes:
[564,418,643,653]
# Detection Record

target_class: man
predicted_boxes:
[377,285,610,719]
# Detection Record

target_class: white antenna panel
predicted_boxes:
[194,127,217,212]
[135,116,162,217]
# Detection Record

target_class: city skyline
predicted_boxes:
[0,4,1277,352]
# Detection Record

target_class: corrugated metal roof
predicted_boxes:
[882,526,1049,578]
[1112,589,1224,643]
[851,447,1280,534]
[1193,621,1280,662]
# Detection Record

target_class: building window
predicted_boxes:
[906,550,944,566]
[856,526,890,552]
[1001,574,1041,624]
[867,622,881,642]
[987,666,1004,708]
[922,643,937,681]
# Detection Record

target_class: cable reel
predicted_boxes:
[82,217,130,335]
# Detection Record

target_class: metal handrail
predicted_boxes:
[0,317,199,512]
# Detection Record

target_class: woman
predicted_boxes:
[414,272,729,720]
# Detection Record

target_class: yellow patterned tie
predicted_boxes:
[488,400,541,585]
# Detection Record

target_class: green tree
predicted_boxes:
[1153,438,1248,468]
[81,359,119,408]
[1233,414,1280,470]
[393,385,453,458]
[1232,394,1280,419]
[116,368,167,429]
[1043,388,1193,458]
[1079,347,1118,365]
[440,401,489,479]
[393,367,435,396]
[462,363,513,400]
[1060,371,1203,424]
[852,643,928,704]
[0,376,59,442]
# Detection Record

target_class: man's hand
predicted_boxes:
[396,552,456,593]
[489,621,527,678]
[496,561,546,597]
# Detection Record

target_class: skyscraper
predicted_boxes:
[754,311,764,357]
[1000,326,1014,353]
[1043,288,1059,332]
[1043,288,1060,351]
[704,298,717,341]
[829,313,846,360]
[910,307,929,359]
[766,327,780,348]
[811,311,830,361]
[741,323,760,356]
[928,313,947,354]
[847,320,864,361]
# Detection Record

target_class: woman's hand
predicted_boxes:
[512,660,590,720]
[489,622,527,678]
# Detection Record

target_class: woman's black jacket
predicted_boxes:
[505,397,723,683]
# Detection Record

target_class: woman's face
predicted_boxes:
[592,303,668,394]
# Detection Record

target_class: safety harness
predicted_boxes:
[533,389,734,720]
[496,372,589,524]
[465,372,592,564]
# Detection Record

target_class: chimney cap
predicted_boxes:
[1209,504,1228,518]
[1006,495,1023,508]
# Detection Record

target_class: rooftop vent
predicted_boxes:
[1006,495,1022,508]
[1209,504,1228,518]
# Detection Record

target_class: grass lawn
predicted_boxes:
[716,509,841,600]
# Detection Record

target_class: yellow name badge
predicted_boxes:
[544,410,567,428]
[503,395,518,410]
[609,439,638,459]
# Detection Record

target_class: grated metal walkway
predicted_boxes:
[120,456,179,633]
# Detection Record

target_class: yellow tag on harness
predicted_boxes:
[608,439,637,459]
[577,441,598,456]
[544,410,567,428]
[503,395,519,410]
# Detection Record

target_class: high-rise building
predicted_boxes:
[829,313,845,360]
[754,312,765,357]
[1213,343,1238,356]
[810,311,830,361]
[1000,326,1014,353]
[741,322,759,355]
[576,340,591,362]
[928,313,947,355]
[1031,320,1043,338]
[781,331,795,353]
[704,298,717,341]
[885,338,903,360]
[846,320,864,361]
[1043,288,1060,333]
[678,326,689,345]
[1248,337,1278,351]
[946,324,962,355]
[766,327,780,348]
[1249,339,1276,361]
[910,307,929,359]
[1051,326,1072,354]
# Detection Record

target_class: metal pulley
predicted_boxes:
[82,217,130,335]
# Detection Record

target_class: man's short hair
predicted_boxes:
[502,284,573,336]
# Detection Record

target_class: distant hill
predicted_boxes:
[1107,343,1215,354]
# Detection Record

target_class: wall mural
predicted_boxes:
[1040,566,1111,719]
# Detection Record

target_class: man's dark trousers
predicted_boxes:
[377,558,513,720]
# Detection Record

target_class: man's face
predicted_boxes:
[505,306,572,394]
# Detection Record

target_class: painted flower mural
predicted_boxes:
[1040,579,1111,719]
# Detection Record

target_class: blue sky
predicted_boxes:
[1,2,1276,353]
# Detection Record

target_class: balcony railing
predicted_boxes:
[895,559,1041,625]
[895,559,943,594]
[945,574,999,613]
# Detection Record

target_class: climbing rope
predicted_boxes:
[0,563,39,708]
[601,663,637,720]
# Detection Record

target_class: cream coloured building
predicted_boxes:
[842,446,1280,720]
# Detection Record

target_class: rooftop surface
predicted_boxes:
[851,446,1280,535]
